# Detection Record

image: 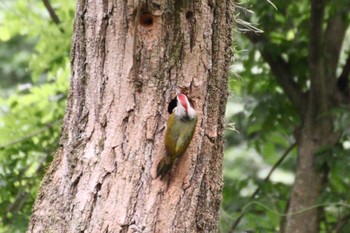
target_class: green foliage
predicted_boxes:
[0,35,34,96]
[222,0,350,232]
[0,0,75,79]
[0,0,75,231]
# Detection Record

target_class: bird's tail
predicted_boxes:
[156,156,173,179]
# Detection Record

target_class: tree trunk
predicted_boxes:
[284,122,335,233]
[242,1,348,232]
[284,2,340,232]
[27,0,233,232]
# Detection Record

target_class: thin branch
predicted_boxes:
[245,31,306,115]
[265,0,277,11]
[228,142,297,233]
[0,121,61,150]
[42,0,61,25]
[42,0,64,33]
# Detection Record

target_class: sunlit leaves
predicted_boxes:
[0,0,74,231]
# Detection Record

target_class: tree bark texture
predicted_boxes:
[28,0,233,232]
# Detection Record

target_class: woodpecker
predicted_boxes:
[157,93,198,179]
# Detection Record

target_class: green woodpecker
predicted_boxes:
[157,93,198,179]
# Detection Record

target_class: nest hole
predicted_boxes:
[140,13,154,27]
[186,11,194,19]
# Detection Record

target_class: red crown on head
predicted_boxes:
[177,94,188,112]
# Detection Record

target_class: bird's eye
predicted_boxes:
[168,97,177,114]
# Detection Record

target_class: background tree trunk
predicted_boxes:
[241,1,349,232]
[284,1,343,232]
[28,0,233,232]
[284,120,336,233]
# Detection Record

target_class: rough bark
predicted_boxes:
[28,0,233,232]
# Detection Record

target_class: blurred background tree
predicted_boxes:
[221,0,350,232]
[1,0,350,232]
[0,0,74,232]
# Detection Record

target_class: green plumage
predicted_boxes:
[156,112,197,179]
